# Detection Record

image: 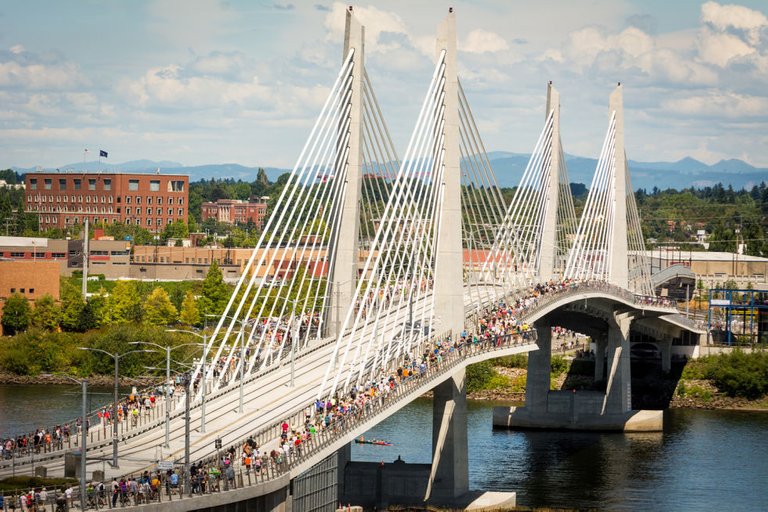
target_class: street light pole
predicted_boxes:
[183,373,191,491]
[79,347,151,468]
[201,332,207,432]
[80,379,87,510]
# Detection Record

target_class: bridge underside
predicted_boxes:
[493,298,675,432]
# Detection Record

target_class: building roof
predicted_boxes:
[0,236,49,247]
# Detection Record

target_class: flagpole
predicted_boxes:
[84,149,88,169]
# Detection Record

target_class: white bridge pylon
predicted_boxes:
[481,82,578,291]
[564,84,653,295]
[190,7,400,394]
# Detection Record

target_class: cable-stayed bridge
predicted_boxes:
[0,7,703,511]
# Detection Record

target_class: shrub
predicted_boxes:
[466,361,497,393]
[495,354,528,368]
[550,355,570,377]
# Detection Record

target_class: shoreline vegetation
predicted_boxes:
[2,351,766,412]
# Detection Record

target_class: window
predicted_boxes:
[125,196,131,204]
[157,208,162,215]
[168,180,185,192]
[126,207,131,215]
[103,179,111,191]
[10,251,24,257]
[168,208,173,215]
[74,179,81,190]
[30,179,37,190]
[135,219,141,225]
[168,218,173,225]
[146,218,152,226]
[52,252,66,258]
[29,288,34,294]
[128,179,139,191]
[147,197,152,205]
[150,180,160,192]
[86,196,90,203]
[88,179,96,191]
[100,196,105,203]
[158,218,163,226]
[178,208,183,216]
[117,207,121,213]
[179,198,184,205]
[44,179,52,190]
[157,197,163,205]
[10,288,15,293]
[59,178,67,190]
[136,196,141,204]
[168,197,174,205]
[108,196,112,203]
[20,288,25,293]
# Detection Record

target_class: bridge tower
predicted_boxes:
[429,10,469,502]
[328,7,365,337]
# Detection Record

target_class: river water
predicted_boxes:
[2,386,768,510]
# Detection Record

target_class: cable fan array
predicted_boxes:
[482,104,577,290]
[189,48,400,392]
[318,50,451,400]
[564,110,653,295]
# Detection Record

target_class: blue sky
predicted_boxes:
[1,0,767,169]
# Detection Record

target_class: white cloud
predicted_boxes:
[701,1,768,45]
[461,29,509,54]
[661,91,768,118]
[0,57,88,90]
[697,28,757,67]
[324,2,410,54]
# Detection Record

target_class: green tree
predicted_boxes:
[1,294,31,335]
[143,287,178,325]
[104,281,143,324]
[60,279,87,331]
[199,261,231,317]
[163,220,190,241]
[179,291,201,326]
[31,294,62,331]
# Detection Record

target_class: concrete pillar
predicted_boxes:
[538,83,561,282]
[594,335,607,382]
[429,369,468,500]
[608,85,629,289]
[659,340,672,374]
[433,10,465,337]
[605,312,632,414]
[525,320,552,413]
[329,8,364,337]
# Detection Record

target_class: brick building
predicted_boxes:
[25,172,189,233]
[201,198,268,227]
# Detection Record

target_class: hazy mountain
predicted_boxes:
[13,155,767,191]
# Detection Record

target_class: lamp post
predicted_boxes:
[131,341,207,446]
[78,347,151,468]
[204,314,249,413]
[166,329,209,432]
[63,376,87,511]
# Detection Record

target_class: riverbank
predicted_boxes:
[0,372,160,387]
[464,365,768,411]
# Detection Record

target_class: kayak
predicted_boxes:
[354,438,392,446]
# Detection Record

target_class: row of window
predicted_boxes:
[29,178,186,193]
[8,288,35,294]
[28,195,184,205]
[35,205,116,213]
[38,216,179,228]
[1,252,68,258]
[30,178,112,191]
[124,207,184,216]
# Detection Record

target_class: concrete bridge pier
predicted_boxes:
[428,368,469,501]
[494,312,663,432]
[594,334,607,382]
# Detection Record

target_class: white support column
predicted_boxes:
[428,368,469,501]
[329,7,364,337]
[434,9,465,337]
[604,311,632,414]
[538,83,561,282]
[525,319,552,413]
[608,85,629,289]
[594,334,607,382]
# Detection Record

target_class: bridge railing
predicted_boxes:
[115,330,543,509]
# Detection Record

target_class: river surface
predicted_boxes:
[2,386,768,510]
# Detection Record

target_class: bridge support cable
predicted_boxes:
[564,84,653,295]
[318,50,449,401]
[190,11,405,398]
[457,79,509,311]
[187,48,355,392]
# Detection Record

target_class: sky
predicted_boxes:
[1,0,767,170]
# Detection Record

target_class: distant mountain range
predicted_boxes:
[12,153,768,191]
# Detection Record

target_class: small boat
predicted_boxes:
[355,436,392,446]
